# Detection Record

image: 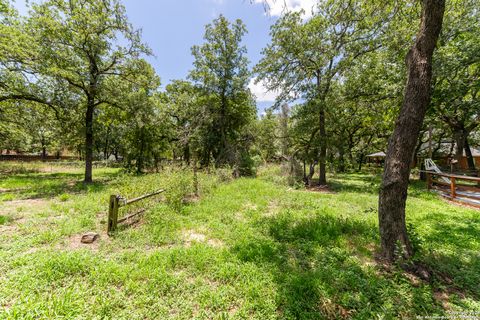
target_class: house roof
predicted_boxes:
[366,151,386,158]
[466,148,480,157]
[417,141,480,157]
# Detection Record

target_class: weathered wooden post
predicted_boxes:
[107,195,119,234]
[450,177,456,199]
[426,172,432,190]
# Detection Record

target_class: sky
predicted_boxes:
[12,0,316,112]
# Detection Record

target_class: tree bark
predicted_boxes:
[306,162,316,186]
[316,69,332,186]
[464,134,476,172]
[357,153,364,171]
[318,104,327,185]
[104,125,110,160]
[216,87,229,166]
[84,102,94,184]
[183,144,190,165]
[137,128,145,174]
[453,128,465,164]
[280,103,290,157]
[378,0,445,261]
[338,143,346,173]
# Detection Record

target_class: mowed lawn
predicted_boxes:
[0,163,479,319]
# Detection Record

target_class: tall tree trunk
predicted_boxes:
[303,158,308,185]
[104,126,110,160]
[280,103,290,157]
[464,134,476,172]
[137,128,145,174]
[307,162,315,186]
[318,105,327,185]
[454,129,465,162]
[184,144,190,165]
[217,89,229,166]
[316,70,331,186]
[358,153,364,171]
[318,102,327,185]
[41,135,47,159]
[338,144,346,173]
[84,102,94,184]
[317,76,327,185]
[378,0,445,262]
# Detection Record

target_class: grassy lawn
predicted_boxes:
[0,163,479,319]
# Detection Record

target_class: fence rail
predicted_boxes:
[107,189,165,234]
[423,170,480,207]
[0,154,78,161]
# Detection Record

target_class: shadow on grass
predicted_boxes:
[329,174,433,201]
[415,211,480,300]
[231,212,446,318]
[0,170,122,200]
[328,174,381,194]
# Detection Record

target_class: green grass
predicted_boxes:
[0,162,479,319]
[0,162,121,201]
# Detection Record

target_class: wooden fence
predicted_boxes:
[425,171,480,207]
[0,154,78,161]
[107,189,165,234]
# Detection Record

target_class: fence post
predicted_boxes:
[107,195,119,234]
[450,177,456,199]
[426,173,432,190]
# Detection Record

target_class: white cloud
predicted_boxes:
[253,0,316,18]
[248,78,280,102]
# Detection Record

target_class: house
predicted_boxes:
[366,151,386,166]
[416,141,480,170]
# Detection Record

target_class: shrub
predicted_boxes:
[282,159,303,187]
[0,215,13,225]
[59,193,70,202]
[164,169,193,212]
[237,152,256,177]
[215,167,233,183]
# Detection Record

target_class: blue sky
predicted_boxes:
[12,0,315,112]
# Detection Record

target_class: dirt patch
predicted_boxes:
[347,241,378,269]
[207,238,224,248]
[243,202,258,211]
[319,298,352,319]
[60,231,109,251]
[434,291,451,310]
[403,272,422,287]
[0,187,23,193]
[182,229,224,248]
[0,225,18,237]
[184,194,200,204]
[305,185,336,194]
[264,200,279,217]
[0,199,50,215]
[183,230,206,244]
[0,199,53,233]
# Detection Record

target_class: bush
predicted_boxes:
[282,159,303,187]
[237,152,256,177]
[58,193,70,202]
[164,169,193,212]
[215,167,233,183]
